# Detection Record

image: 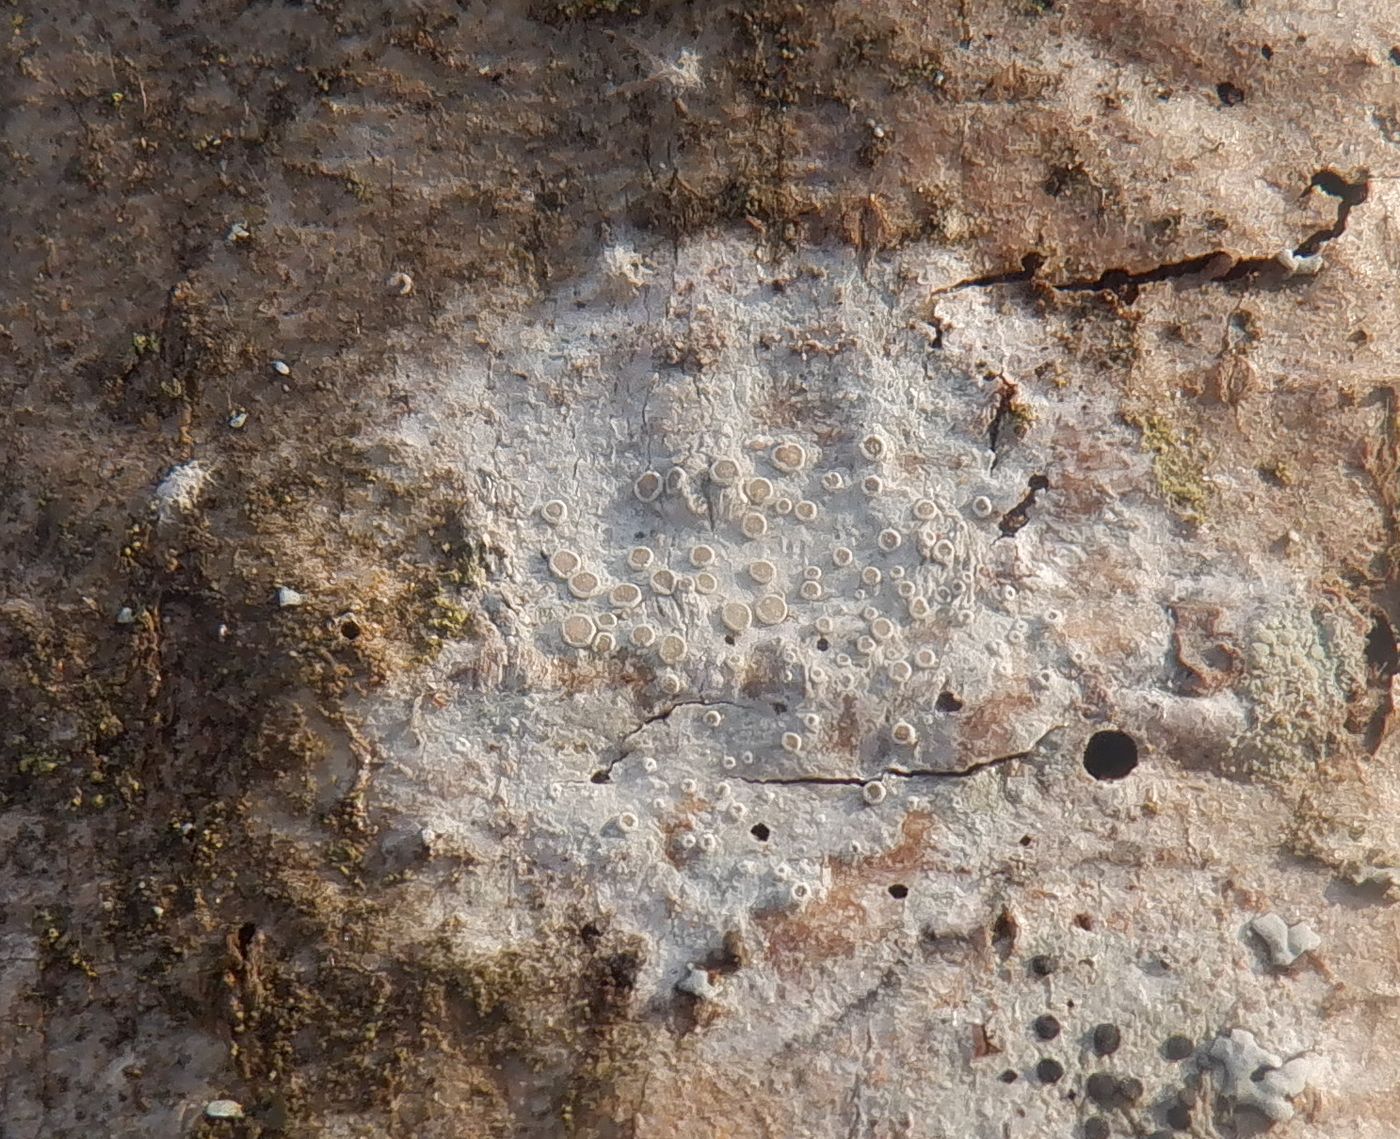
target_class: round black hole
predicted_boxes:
[724,634,736,646]
[816,637,830,651]
[1035,1058,1064,1085]
[1032,1014,1060,1040]
[772,701,787,714]
[590,770,610,784]
[935,690,963,713]
[1091,1022,1123,1056]
[1083,730,1138,780]
[998,1069,1018,1084]
[750,823,770,842]
[1019,834,1034,847]
[1029,954,1056,976]
[1083,1118,1111,1139]
[1085,1072,1118,1106]
[1162,1034,1195,1061]
[340,620,361,640]
[888,884,908,899]
[1216,80,1245,106]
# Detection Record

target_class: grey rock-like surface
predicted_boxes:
[3,2,1399,1137]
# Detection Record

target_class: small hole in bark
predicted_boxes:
[590,770,610,784]
[816,636,830,651]
[888,883,908,899]
[1216,81,1245,106]
[1086,1071,1119,1105]
[1391,46,1400,65]
[340,620,360,640]
[1035,1058,1064,1084]
[992,907,1019,956]
[1260,44,1273,59]
[1092,1023,1123,1056]
[750,823,770,841]
[724,634,736,645]
[1366,612,1397,678]
[935,690,963,713]
[1083,730,1138,780]
[999,1069,1019,1083]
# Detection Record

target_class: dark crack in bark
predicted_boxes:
[737,726,1065,787]
[593,698,747,782]
[934,170,1368,302]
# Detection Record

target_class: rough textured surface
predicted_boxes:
[3,2,1400,1137]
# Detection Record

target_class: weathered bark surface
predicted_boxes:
[3,2,1398,1136]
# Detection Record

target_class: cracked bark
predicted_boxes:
[933,169,1368,302]
[737,726,1065,786]
[593,697,746,782]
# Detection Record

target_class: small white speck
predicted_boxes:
[710,457,742,485]
[561,614,596,647]
[748,560,777,585]
[746,476,774,504]
[771,441,806,472]
[568,571,600,599]
[862,781,888,805]
[741,512,769,539]
[859,433,885,460]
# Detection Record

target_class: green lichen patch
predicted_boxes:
[1123,408,1210,519]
